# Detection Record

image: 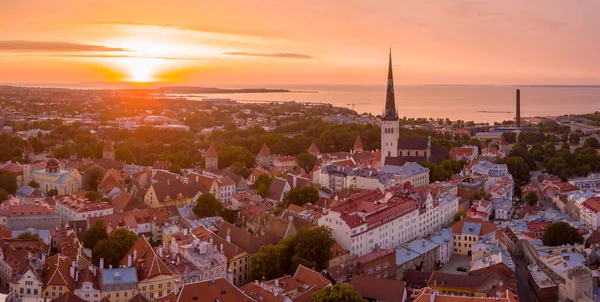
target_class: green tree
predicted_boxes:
[84,219,109,249]
[79,146,94,159]
[569,133,581,145]
[83,166,106,190]
[454,210,467,222]
[584,137,600,149]
[0,172,18,194]
[284,186,320,207]
[500,157,530,184]
[250,227,334,280]
[115,147,135,163]
[312,284,366,302]
[296,153,317,172]
[17,232,40,240]
[219,145,256,168]
[542,222,584,246]
[249,244,286,280]
[231,162,251,178]
[53,145,71,159]
[501,132,517,144]
[193,193,223,217]
[0,188,9,201]
[46,188,59,197]
[168,164,182,175]
[284,227,334,274]
[28,180,40,188]
[85,191,102,201]
[93,228,137,268]
[524,192,539,206]
[220,208,238,223]
[254,174,273,198]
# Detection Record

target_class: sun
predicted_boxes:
[121,57,164,82]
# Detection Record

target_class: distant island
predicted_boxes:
[153,86,291,94]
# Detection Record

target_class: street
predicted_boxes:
[513,254,536,302]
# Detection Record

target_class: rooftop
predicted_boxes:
[101,267,138,286]
[528,263,557,289]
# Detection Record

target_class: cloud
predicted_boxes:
[0,40,127,52]
[223,52,313,59]
[30,53,211,61]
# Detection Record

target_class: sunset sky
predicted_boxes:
[1,0,599,86]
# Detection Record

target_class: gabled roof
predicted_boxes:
[451,217,496,236]
[215,221,279,254]
[129,293,150,302]
[112,192,148,212]
[292,264,330,290]
[286,173,310,189]
[150,180,204,203]
[266,177,288,202]
[206,143,218,158]
[121,236,175,281]
[308,141,320,154]
[44,254,74,290]
[258,143,271,156]
[54,292,87,302]
[176,278,255,302]
[350,274,405,302]
[75,267,99,290]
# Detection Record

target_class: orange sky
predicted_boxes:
[1,0,599,86]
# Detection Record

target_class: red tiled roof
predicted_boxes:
[176,278,254,302]
[206,143,218,158]
[103,140,114,153]
[258,143,271,156]
[121,236,175,281]
[583,197,600,214]
[308,142,320,154]
[353,135,364,150]
[44,254,74,290]
[451,217,496,236]
[292,264,330,290]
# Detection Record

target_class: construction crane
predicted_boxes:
[347,101,367,111]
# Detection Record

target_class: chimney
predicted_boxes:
[226,228,231,243]
[159,246,163,258]
[42,253,46,264]
[70,265,75,279]
[100,258,105,269]
[516,89,521,128]
[133,250,137,261]
[75,270,79,282]
[127,255,132,267]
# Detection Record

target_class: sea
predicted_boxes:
[11,83,600,124]
[167,85,600,124]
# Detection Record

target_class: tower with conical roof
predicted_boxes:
[308,141,320,157]
[103,140,115,161]
[353,135,364,153]
[381,50,399,164]
[257,143,271,168]
[22,139,33,186]
[205,143,219,169]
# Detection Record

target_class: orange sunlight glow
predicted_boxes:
[119,57,164,82]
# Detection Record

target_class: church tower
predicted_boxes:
[381,50,399,164]
[22,140,33,186]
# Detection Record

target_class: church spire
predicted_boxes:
[383,49,398,121]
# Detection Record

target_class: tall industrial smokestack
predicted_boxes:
[516,89,521,128]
